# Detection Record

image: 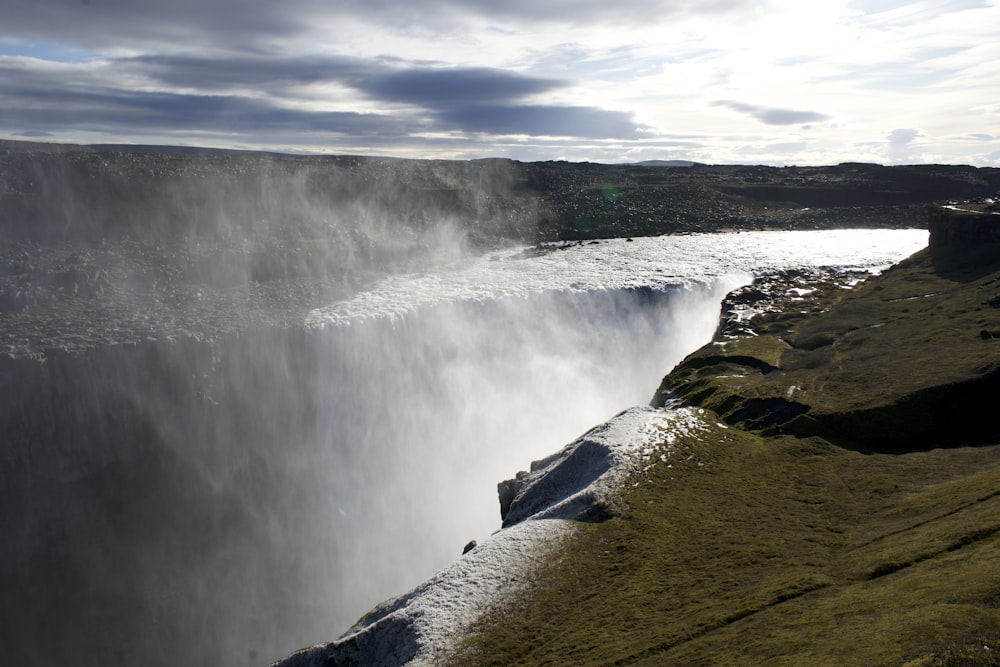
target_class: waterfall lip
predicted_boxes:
[304,229,927,328]
[304,238,699,328]
[304,281,698,328]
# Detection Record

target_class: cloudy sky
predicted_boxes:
[1,0,998,165]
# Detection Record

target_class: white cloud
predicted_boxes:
[0,0,998,164]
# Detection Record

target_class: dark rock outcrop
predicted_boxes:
[497,474,527,522]
[928,205,1000,246]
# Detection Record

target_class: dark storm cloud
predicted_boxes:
[354,66,640,138]
[0,0,728,147]
[2,0,317,50]
[0,79,426,138]
[122,56,635,139]
[127,54,380,90]
[0,56,640,141]
[2,0,759,52]
[359,69,565,106]
[131,55,567,107]
[715,101,830,125]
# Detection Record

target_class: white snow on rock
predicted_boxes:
[270,518,575,667]
[501,406,706,526]
[271,405,712,667]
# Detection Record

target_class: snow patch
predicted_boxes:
[502,406,710,525]
[502,407,666,525]
[271,519,575,667]
[271,404,716,666]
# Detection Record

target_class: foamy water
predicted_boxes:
[280,228,928,648]
[308,229,927,325]
[274,229,929,665]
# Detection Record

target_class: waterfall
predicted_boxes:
[0,230,927,666]
[298,280,745,636]
[0,277,743,666]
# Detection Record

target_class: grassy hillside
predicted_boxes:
[658,242,1000,451]
[455,242,1000,665]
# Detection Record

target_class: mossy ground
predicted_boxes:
[454,243,1000,666]
[663,243,1000,449]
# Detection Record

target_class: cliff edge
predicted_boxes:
[456,214,1000,665]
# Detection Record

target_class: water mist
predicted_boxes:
[0,148,544,666]
[297,279,745,638]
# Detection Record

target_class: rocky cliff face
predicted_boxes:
[928,203,1000,246]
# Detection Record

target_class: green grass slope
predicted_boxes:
[658,243,1000,451]
[456,243,1000,666]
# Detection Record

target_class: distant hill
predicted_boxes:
[627,159,698,167]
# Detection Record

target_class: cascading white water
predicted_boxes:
[0,228,928,667]
[293,279,743,634]
[269,229,927,659]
